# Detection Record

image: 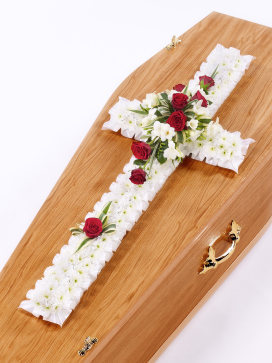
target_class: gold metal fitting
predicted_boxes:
[200,220,241,274]
[166,35,181,50]
[78,336,98,357]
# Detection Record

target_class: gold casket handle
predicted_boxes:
[200,220,241,275]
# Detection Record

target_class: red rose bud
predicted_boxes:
[167,111,186,131]
[191,90,208,107]
[173,83,185,92]
[129,168,146,185]
[199,75,215,89]
[171,93,188,110]
[83,218,103,238]
[131,141,152,160]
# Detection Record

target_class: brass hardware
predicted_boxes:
[200,220,241,274]
[166,35,181,50]
[78,337,98,357]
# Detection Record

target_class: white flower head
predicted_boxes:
[164,140,184,160]
[192,99,210,118]
[141,115,153,127]
[206,117,223,137]
[152,121,175,142]
[141,108,157,127]
[187,118,198,130]
[143,93,160,108]
[188,130,202,142]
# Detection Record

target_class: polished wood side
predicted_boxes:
[0,12,271,362]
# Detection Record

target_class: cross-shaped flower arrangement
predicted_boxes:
[19,44,254,326]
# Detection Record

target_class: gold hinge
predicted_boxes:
[78,336,98,357]
[166,35,181,50]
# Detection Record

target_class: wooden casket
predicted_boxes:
[0,12,271,362]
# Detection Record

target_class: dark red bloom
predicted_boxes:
[167,111,186,131]
[129,168,146,185]
[172,93,188,110]
[173,83,185,92]
[131,141,151,160]
[191,90,208,107]
[199,75,215,89]
[83,218,103,238]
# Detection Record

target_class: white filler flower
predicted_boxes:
[152,121,175,142]
[164,141,184,160]
[143,93,160,108]
[186,118,198,130]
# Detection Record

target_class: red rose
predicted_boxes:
[173,83,185,92]
[172,93,188,110]
[167,111,186,131]
[131,141,151,160]
[191,90,208,107]
[83,218,103,238]
[199,75,215,89]
[129,168,146,185]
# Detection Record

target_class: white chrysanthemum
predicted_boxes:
[102,97,144,139]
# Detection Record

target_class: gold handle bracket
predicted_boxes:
[199,220,241,275]
[78,337,98,357]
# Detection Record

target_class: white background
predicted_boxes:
[0,1,271,362]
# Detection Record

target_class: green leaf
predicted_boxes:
[183,99,197,111]
[199,79,209,95]
[199,118,212,124]
[177,131,184,144]
[129,109,148,115]
[75,237,91,253]
[182,130,186,142]
[160,92,169,101]
[156,141,168,164]
[155,110,162,117]
[157,153,167,164]
[105,229,116,234]
[184,111,195,117]
[70,227,83,234]
[133,159,146,166]
[102,201,112,215]
[103,223,116,233]
[160,93,174,113]
[156,116,168,122]
[70,228,83,236]
[102,215,108,226]
[210,64,219,79]
[99,201,112,220]
[140,104,149,113]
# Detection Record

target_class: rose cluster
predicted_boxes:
[129,73,215,185]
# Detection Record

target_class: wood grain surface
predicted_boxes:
[0,12,272,363]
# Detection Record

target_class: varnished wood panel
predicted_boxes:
[0,12,271,362]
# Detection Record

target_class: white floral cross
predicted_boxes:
[19,44,254,327]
